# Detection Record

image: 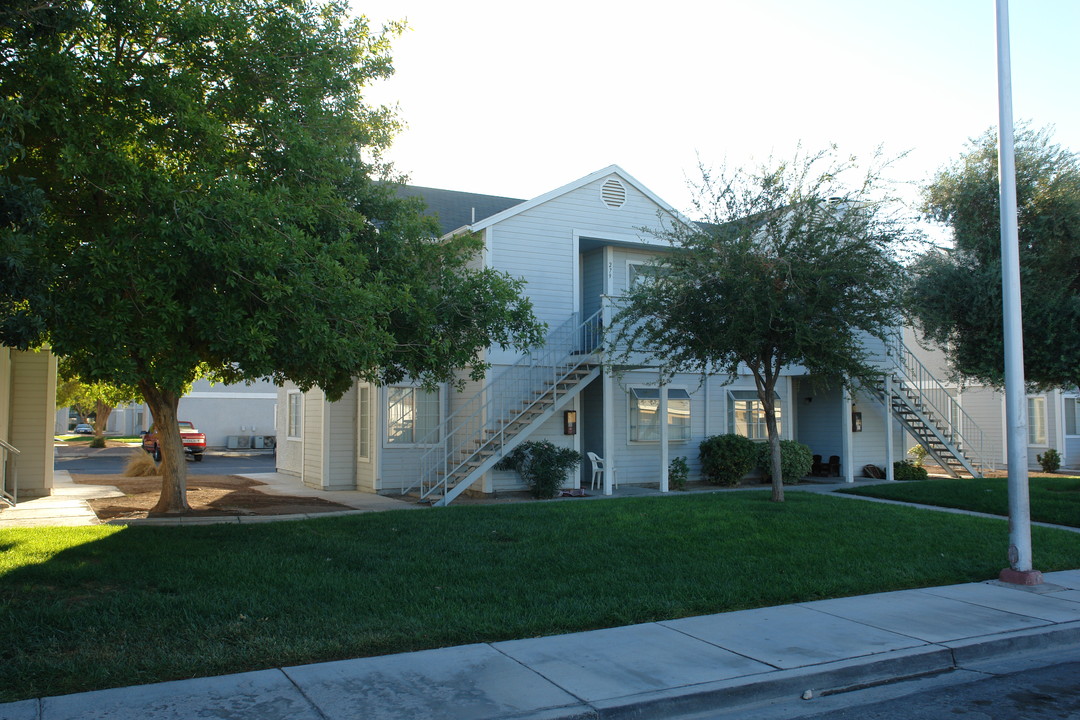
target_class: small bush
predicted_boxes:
[495,441,582,499]
[907,444,928,468]
[88,436,106,448]
[893,460,929,481]
[757,440,813,485]
[699,434,757,486]
[669,456,689,491]
[124,450,159,477]
[1037,448,1061,473]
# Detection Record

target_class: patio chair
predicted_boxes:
[812,454,826,476]
[587,452,618,490]
[828,455,841,477]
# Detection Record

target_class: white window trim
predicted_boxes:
[383,384,442,448]
[627,385,692,444]
[286,390,302,441]
[357,384,371,463]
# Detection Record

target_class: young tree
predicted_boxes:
[55,358,142,438]
[611,148,912,502]
[908,127,1080,390]
[1,0,542,514]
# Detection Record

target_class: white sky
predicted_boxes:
[355,0,1080,216]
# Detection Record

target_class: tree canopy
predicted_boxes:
[908,127,1080,390]
[611,148,913,501]
[1,0,542,513]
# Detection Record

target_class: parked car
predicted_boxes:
[73,423,94,435]
[141,421,207,461]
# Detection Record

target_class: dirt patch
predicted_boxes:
[72,474,354,521]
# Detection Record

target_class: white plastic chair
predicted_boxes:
[587,451,618,490]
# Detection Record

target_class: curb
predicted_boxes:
[541,621,1080,720]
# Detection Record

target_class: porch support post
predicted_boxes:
[602,298,615,496]
[841,384,854,483]
[659,381,669,493]
[884,376,895,481]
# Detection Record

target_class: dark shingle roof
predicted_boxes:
[395,185,525,236]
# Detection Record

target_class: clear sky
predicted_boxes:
[356,0,1079,215]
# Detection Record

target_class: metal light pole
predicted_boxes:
[995,0,1041,586]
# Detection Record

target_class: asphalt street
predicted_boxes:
[55,446,277,475]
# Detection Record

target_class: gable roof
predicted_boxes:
[395,185,525,236]
[465,165,695,236]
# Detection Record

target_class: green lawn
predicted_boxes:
[2,491,1079,702]
[837,476,1080,528]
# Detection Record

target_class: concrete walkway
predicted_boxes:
[2,571,1078,720]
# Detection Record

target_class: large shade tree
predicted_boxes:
[1,0,542,514]
[908,127,1080,390]
[611,148,913,501]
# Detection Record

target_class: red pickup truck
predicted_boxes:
[142,421,207,462]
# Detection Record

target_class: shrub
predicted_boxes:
[699,434,757,486]
[669,456,689,491]
[907,444,928,468]
[893,460,929,481]
[1037,448,1061,473]
[756,440,813,485]
[88,435,106,448]
[124,450,159,477]
[494,441,582,499]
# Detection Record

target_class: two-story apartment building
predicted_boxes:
[276,167,991,503]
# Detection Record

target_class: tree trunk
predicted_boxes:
[139,382,191,515]
[759,381,784,503]
[93,400,114,438]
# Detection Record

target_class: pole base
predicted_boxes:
[999,568,1044,586]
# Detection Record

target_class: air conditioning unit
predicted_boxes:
[226,435,240,449]
[252,436,265,449]
[236,435,251,449]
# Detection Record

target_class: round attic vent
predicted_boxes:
[601,178,626,209]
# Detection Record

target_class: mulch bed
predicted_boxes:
[72,474,354,521]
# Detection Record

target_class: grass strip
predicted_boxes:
[2,491,1079,702]
[837,476,1080,528]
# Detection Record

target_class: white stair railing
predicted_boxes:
[404,310,603,501]
[885,335,993,476]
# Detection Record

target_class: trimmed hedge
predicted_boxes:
[699,434,757,486]
[757,439,813,485]
[893,460,929,481]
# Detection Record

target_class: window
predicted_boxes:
[629,387,691,442]
[387,386,440,445]
[728,390,780,441]
[1065,397,1080,436]
[628,262,668,288]
[287,391,302,439]
[1028,396,1047,445]
[357,385,370,460]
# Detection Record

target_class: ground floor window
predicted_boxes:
[629,387,691,442]
[357,385,370,460]
[1065,396,1080,436]
[728,390,779,440]
[287,391,302,439]
[387,386,440,445]
[1028,396,1047,445]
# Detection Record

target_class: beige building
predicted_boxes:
[1,345,57,502]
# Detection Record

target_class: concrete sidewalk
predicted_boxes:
[3,570,1079,720]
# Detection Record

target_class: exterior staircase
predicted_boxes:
[879,336,992,478]
[403,310,603,506]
